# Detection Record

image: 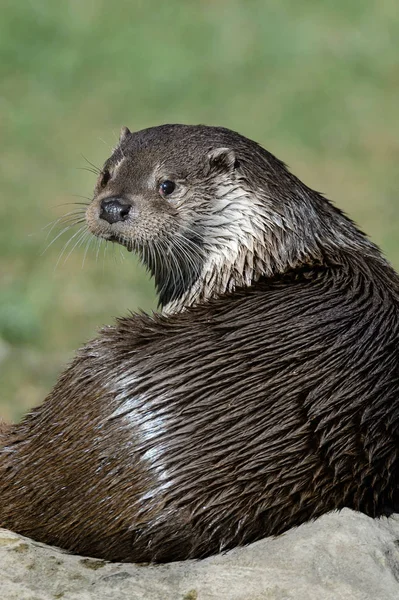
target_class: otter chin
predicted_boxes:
[1,124,398,563]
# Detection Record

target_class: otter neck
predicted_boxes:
[157,185,280,314]
[159,238,269,314]
[152,185,387,315]
[156,221,307,315]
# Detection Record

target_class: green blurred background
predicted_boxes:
[0,0,398,421]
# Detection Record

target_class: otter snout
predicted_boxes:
[100,197,132,224]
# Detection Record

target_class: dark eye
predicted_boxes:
[100,170,111,188]
[159,180,176,197]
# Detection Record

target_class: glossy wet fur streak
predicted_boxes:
[1,124,399,562]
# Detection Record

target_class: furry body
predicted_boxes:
[0,125,398,562]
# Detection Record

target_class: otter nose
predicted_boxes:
[100,198,132,224]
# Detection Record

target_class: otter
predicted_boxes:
[0,124,398,563]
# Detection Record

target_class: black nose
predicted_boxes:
[99,198,132,224]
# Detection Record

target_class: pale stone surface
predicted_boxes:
[1,509,399,600]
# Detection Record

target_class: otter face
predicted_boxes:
[86,124,262,309]
[86,125,239,250]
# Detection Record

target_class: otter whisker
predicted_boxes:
[172,232,204,276]
[54,226,87,269]
[77,167,101,176]
[173,236,204,295]
[172,236,196,280]
[149,242,158,280]
[43,211,86,236]
[82,233,95,269]
[80,155,102,174]
[163,237,183,299]
[109,240,117,265]
[95,236,103,263]
[108,240,125,265]
[77,230,91,251]
[175,232,205,264]
[71,193,93,202]
[149,238,169,297]
[179,224,206,243]
[43,210,86,233]
[62,227,91,266]
[41,221,85,255]
[56,201,90,207]
[102,238,109,273]
[43,218,86,254]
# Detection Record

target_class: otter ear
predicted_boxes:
[206,147,237,175]
[119,126,131,143]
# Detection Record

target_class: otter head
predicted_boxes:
[86,124,270,312]
[86,124,372,313]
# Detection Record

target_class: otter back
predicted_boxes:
[1,264,398,562]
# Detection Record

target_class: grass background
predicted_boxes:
[0,0,398,421]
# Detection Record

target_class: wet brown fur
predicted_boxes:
[0,419,9,445]
[0,124,398,563]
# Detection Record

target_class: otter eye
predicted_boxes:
[159,180,176,197]
[100,170,111,188]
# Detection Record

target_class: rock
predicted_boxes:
[1,509,399,600]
